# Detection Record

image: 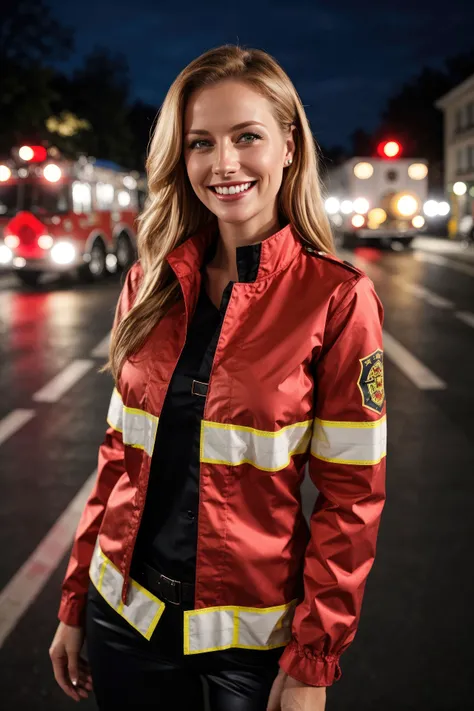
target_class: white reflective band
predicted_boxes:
[312,416,387,465]
[106,388,158,457]
[89,540,165,640]
[201,420,312,472]
[184,600,297,654]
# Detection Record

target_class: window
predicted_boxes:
[95,182,114,210]
[22,182,70,215]
[455,108,462,133]
[72,181,92,214]
[467,102,474,129]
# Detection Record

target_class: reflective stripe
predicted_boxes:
[312,415,387,465]
[183,600,297,654]
[89,539,165,640]
[201,420,312,472]
[106,388,158,457]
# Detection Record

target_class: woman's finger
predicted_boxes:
[51,656,80,702]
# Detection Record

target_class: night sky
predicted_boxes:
[48,0,473,148]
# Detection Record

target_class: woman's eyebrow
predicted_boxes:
[185,121,266,136]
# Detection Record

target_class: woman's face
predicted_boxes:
[183,80,294,227]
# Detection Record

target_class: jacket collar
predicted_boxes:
[166,221,303,284]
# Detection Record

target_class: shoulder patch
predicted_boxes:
[357,349,385,413]
[302,244,363,276]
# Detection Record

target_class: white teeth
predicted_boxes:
[214,182,254,195]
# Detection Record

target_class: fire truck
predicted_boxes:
[324,140,450,249]
[0,145,145,286]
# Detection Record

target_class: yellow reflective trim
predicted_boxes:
[313,451,386,466]
[90,543,166,641]
[106,417,123,433]
[203,419,313,437]
[315,415,386,429]
[233,610,240,646]
[183,609,190,655]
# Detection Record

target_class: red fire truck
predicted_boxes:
[0,145,145,286]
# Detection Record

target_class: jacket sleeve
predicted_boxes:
[279,273,387,686]
[58,264,142,626]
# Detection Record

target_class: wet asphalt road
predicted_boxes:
[0,238,473,710]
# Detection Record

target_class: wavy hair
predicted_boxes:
[106,44,335,380]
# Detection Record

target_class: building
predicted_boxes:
[436,73,474,238]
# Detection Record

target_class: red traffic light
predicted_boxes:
[16,145,48,162]
[377,140,402,159]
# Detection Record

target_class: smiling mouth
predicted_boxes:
[208,181,257,195]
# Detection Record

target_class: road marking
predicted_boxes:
[414,251,474,278]
[0,410,35,446]
[0,470,97,648]
[456,311,474,329]
[383,330,446,390]
[91,331,111,358]
[394,278,454,309]
[32,360,95,403]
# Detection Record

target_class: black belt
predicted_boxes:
[133,562,195,606]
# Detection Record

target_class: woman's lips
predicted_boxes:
[208,182,257,202]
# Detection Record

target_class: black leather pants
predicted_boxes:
[85,584,283,710]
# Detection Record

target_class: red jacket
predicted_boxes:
[59,222,386,686]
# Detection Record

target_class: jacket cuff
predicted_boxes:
[58,590,87,627]
[278,639,342,687]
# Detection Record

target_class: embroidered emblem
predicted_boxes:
[358,349,385,413]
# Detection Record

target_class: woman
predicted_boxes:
[49,45,386,710]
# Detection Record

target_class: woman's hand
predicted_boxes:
[267,669,327,711]
[49,621,93,702]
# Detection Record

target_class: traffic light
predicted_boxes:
[377,140,402,159]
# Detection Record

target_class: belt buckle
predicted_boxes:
[160,573,181,606]
[191,379,208,397]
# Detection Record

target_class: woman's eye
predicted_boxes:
[188,132,262,150]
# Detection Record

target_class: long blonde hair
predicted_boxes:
[106,44,335,381]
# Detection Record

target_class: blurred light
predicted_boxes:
[397,194,418,217]
[18,168,28,178]
[19,146,34,161]
[330,214,343,227]
[96,182,114,205]
[123,176,137,190]
[4,234,20,249]
[368,208,387,225]
[378,140,401,158]
[117,190,131,208]
[51,241,76,264]
[470,186,474,198]
[408,163,428,180]
[340,200,353,214]
[352,214,365,228]
[325,197,340,214]
[438,201,450,216]
[13,257,26,267]
[0,165,12,182]
[412,215,425,228]
[453,181,467,196]
[43,164,62,182]
[106,253,118,271]
[0,245,13,264]
[354,162,374,179]
[353,197,370,214]
[38,234,54,250]
[423,200,439,217]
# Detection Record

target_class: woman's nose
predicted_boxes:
[212,141,240,176]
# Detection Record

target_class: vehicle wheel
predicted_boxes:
[116,234,136,272]
[16,270,41,287]
[79,240,107,282]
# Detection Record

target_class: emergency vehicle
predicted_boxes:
[0,145,145,286]
[324,140,450,249]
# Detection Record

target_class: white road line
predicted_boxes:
[383,330,447,390]
[414,251,474,278]
[32,360,95,403]
[0,410,35,446]
[91,331,111,358]
[0,470,96,648]
[456,311,474,329]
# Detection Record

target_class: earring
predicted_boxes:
[285,158,293,166]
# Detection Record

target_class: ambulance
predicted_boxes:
[0,145,145,286]
[324,140,449,249]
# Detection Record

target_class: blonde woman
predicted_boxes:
[49,45,386,710]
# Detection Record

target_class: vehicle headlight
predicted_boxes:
[0,244,13,265]
[50,241,76,265]
[325,197,340,215]
[412,215,425,228]
[423,200,439,217]
[396,194,418,217]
